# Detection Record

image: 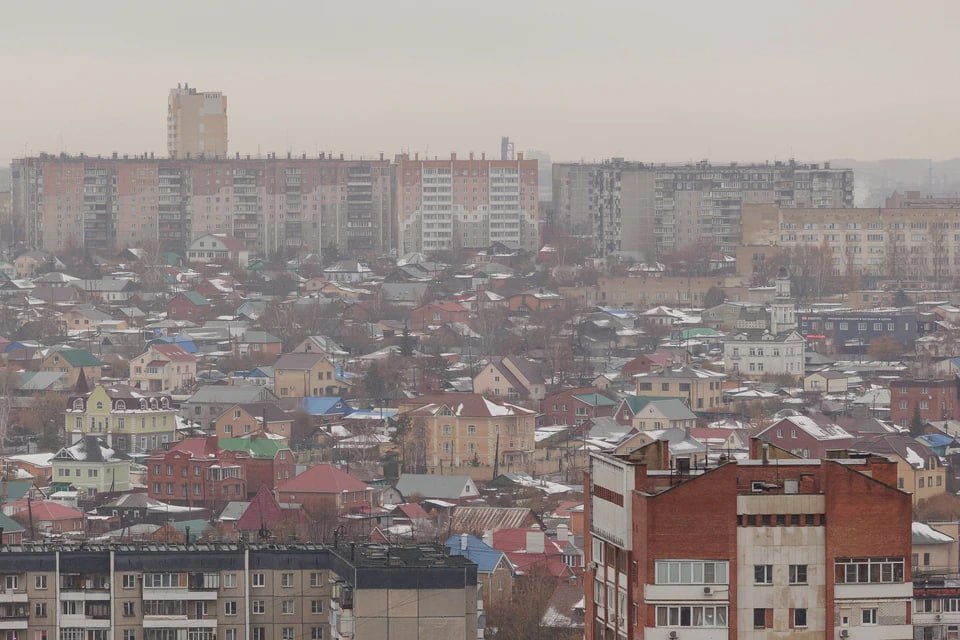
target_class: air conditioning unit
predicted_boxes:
[668,632,679,640]
[703,586,713,595]
[936,613,943,621]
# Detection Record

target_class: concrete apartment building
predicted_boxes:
[553,159,854,257]
[395,152,539,254]
[168,83,228,159]
[11,155,394,257]
[742,202,960,282]
[585,445,912,640]
[0,542,480,640]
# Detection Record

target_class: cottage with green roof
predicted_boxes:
[167,291,213,321]
[40,347,103,387]
[218,436,295,498]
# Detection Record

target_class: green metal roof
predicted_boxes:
[218,437,286,459]
[181,291,211,307]
[57,348,102,368]
[572,392,617,407]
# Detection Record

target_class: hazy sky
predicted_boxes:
[3,0,959,163]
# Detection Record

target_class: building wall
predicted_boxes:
[275,360,340,398]
[168,86,228,159]
[890,379,959,426]
[51,460,130,494]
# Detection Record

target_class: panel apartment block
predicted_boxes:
[12,155,394,259]
[553,160,854,258]
[395,153,539,254]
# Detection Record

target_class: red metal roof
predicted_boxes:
[276,464,371,494]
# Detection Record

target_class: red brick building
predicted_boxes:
[754,414,855,459]
[276,463,375,518]
[407,301,471,331]
[166,291,213,321]
[146,436,248,507]
[890,377,959,427]
[584,443,912,639]
[541,387,617,426]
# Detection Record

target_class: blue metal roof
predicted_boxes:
[299,397,353,416]
[444,534,509,573]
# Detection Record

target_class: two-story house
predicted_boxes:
[408,301,472,331]
[218,436,296,498]
[166,291,213,322]
[540,387,617,426]
[276,463,375,518]
[39,348,102,387]
[273,352,345,398]
[51,435,131,496]
[473,356,546,404]
[634,365,726,412]
[755,414,855,459]
[145,436,248,508]
[212,403,294,441]
[131,343,198,392]
[186,234,249,267]
[65,384,178,454]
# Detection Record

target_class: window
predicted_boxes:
[252,600,265,614]
[793,608,807,628]
[225,631,237,640]
[655,560,728,585]
[835,557,905,583]
[35,601,46,617]
[281,599,295,614]
[122,574,135,589]
[753,608,771,628]
[862,608,878,625]
[123,602,135,616]
[224,573,237,588]
[916,599,942,613]
[311,599,324,614]
[281,573,294,587]
[224,600,237,616]
[252,573,265,587]
[123,632,136,640]
[252,630,266,640]
[311,628,324,640]
[789,564,807,584]
[282,629,295,640]
[655,605,728,628]
[35,574,47,589]
[754,564,773,585]
[309,572,323,587]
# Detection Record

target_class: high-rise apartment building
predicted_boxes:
[0,542,480,640]
[168,84,228,159]
[11,155,394,258]
[553,160,854,258]
[395,153,539,254]
[585,444,912,639]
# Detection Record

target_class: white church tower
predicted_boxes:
[770,266,796,334]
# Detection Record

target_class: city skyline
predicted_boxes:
[4,0,960,163]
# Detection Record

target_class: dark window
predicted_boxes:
[753,608,767,628]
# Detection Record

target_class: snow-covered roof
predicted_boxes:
[913,521,954,545]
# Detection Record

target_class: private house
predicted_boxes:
[804,370,850,394]
[181,386,278,430]
[613,395,687,426]
[146,436,249,508]
[51,435,131,496]
[10,500,84,535]
[540,388,617,427]
[408,301,471,331]
[755,414,854,459]
[630,398,697,431]
[723,329,806,378]
[71,278,139,303]
[391,474,481,504]
[58,306,122,334]
[213,403,294,441]
[634,365,726,412]
[218,437,296,497]
[400,393,538,477]
[233,330,282,358]
[186,234,249,267]
[13,251,49,278]
[166,291,213,321]
[276,463,375,517]
[273,352,345,398]
[65,384,178,455]
[131,343,197,392]
[620,351,684,379]
[291,335,348,357]
[40,348,102,387]
[322,260,373,283]
[508,289,563,312]
[445,534,515,608]
[472,355,546,403]
[235,486,309,542]
[856,434,947,504]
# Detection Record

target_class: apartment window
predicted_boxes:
[793,608,808,628]
[916,599,942,613]
[4,575,18,590]
[252,600,265,614]
[311,628,324,640]
[252,573,265,587]
[835,557,905,583]
[252,630,265,640]
[221,600,237,616]
[789,564,808,584]
[123,602,135,616]
[225,631,237,640]
[281,573,294,587]
[35,601,46,617]
[638,383,652,391]
[309,572,323,587]
[862,608,878,625]
[754,565,773,585]
[282,629,295,640]
[224,573,237,588]
[35,575,47,589]
[655,560,728,585]
[311,599,324,614]
[661,383,670,391]
[655,605,728,628]
[123,632,136,640]
[281,599,295,614]
[753,608,772,628]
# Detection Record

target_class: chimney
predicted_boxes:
[517,152,524,161]
[526,530,545,554]
[482,530,493,547]
[451,152,457,161]
[556,523,569,543]
[460,533,469,551]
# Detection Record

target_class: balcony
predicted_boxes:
[143,616,218,629]
[0,588,28,603]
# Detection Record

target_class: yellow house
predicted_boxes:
[273,352,345,398]
[40,348,102,387]
[51,435,132,496]
[400,393,538,478]
[65,384,179,455]
[634,364,726,412]
[913,521,959,576]
[131,344,198,392]
[857,435,947,505]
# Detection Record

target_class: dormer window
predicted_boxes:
[72,399,84,411]
[115,400,126,411]
[96,402,104,410]
[160,398,169,409]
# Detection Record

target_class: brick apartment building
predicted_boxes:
[146,436,248,508]
[585,443,912,639]
[890,378,960,427]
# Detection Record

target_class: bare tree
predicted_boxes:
[885,223,905,280]
[930,222,949,288]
